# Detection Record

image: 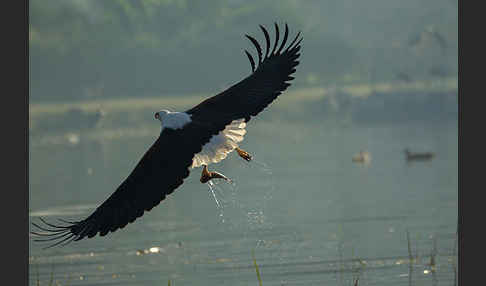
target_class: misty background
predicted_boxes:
[29,1,457,285]
[30,0,457,101]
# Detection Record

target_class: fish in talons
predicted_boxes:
[235,147,252,162]
[200,165,231,184]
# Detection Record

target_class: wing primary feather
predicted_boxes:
[294,39,303,50]
[276,23,289,55]
[88,221,102,238]
[31,217,83,248]
[245,34,262,64]
[38,217,70,229]
[58,218,80,224]
[73,221,91,240]
[285,31,302,52]
[289,38,303,53]
[31,222,66,233]
[33,231,71,242]
[259,25,271,59]
[43,234,76,249]
[30,230,67,237]
[270,22,280,55]
[59,235,78,247]
[244,50,256,72]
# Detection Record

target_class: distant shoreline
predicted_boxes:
[29,77,457,118]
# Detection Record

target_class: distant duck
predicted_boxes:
[352,150,371,164]
[395,71,412,83]
[404,148,435,161]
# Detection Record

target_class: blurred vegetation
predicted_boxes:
[30,0,457,102]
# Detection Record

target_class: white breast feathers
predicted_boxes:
[191,119,247,168]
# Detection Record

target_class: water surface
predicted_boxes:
[29,94,457,286]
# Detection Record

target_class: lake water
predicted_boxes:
[29,94,457,286]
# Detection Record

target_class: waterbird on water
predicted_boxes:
[31,23,303,248]
[404,148,435,161]
[352,150,371,164]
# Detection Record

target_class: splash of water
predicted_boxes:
[252,159,273,175]
[207,181,221,209]
[205,156,275,228]
[239,155,273,175]
[207,179,237,224]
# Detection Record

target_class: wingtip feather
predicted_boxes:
[244,50,256,72]
[246,34,263,64]
[259,24,271,59]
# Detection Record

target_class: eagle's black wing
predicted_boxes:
[186,23,302,123]
[31,120,228,248]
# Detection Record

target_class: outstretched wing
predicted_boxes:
[31,120,228,248]
[31,23,302,248]
[186,23,302,123]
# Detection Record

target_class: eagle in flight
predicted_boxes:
[32,23,302,248]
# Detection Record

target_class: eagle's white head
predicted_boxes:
[154,110,170,121]
[154,110,192,130]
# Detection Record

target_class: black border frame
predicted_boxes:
[5,0,28,285]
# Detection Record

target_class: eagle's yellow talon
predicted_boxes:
[236,147,252,162]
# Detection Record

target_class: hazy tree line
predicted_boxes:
[30,0,457,101]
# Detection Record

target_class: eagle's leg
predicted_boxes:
[200,165,231,183]
[235,147,252,162]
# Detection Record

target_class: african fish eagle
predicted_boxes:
[32,23,302,248]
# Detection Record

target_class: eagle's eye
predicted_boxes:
[154,113,160,120]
